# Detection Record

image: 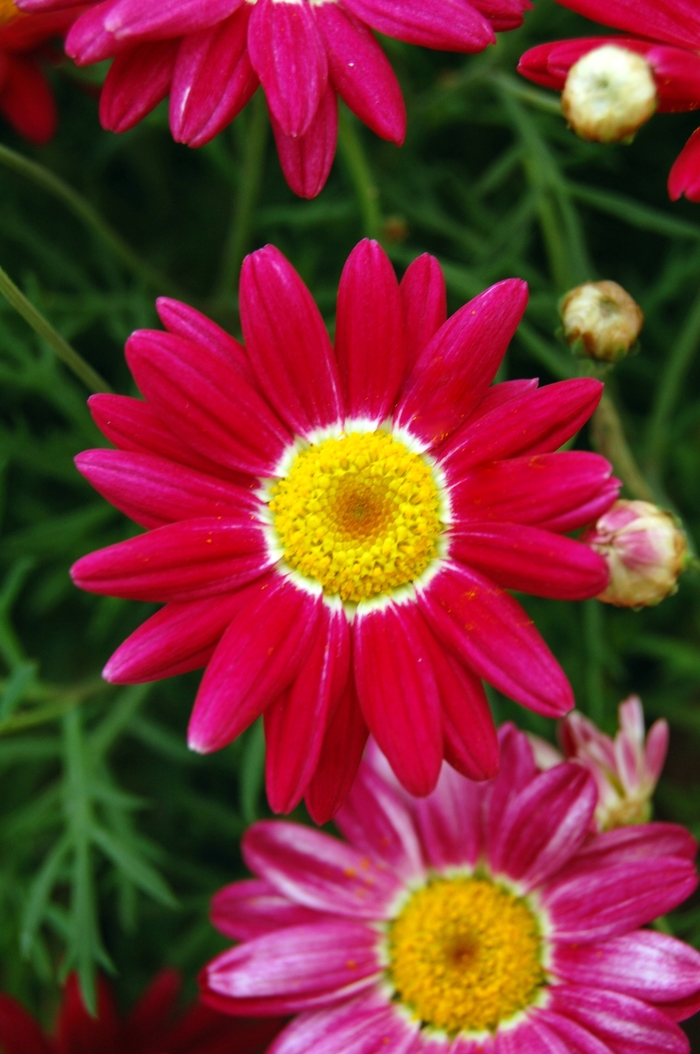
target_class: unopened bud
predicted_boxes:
[583,499,688,607]
[560,280,643,363]
[560,697,668,830]
[562,45,657,143]
[0,0,18,27]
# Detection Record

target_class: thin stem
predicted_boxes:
[590,393,655,501]
[645,285,700,482]
[337,107,381,241]
[0,264,111,392]
[215,91,269,304]
[0,144,180,295]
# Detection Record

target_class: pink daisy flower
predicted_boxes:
[0,6,79,144]
[517,0,700,202]
[72,240,616,821]
[201,725,700,1054]
[16,0,530,198]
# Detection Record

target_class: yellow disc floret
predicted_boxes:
[0,0,19,27]
[388,878,545,1034]
[269,430,443,603]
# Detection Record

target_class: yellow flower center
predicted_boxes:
[269,430,443,603]
[388,878,545,1035]
[0,0,19,28]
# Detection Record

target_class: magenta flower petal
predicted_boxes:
[156,296,254,381]
[87,393,238,481]
[314,3,405,145]
[305,677,369,825]
[551,0,700,51]
[395,279,528,447]
[549,986,689,1054]
[66,3,123,64]
[419,563,574,717]
[240,244,343,436]
[538,479,622,534]
[553,931,700,1005]
[264,605,350,814]
[462,377,539,428]
[100,39,178,132]
[489,764,596,891]
[242,821,402,917]
[399,253,447,372]
[450,451,615,528]
[126,329,291,476]
[470,0,530,32]
[335,762,425,882]
[422,632,499,780]
[271,84,338,200]
[204,922,381,1013]
[248,0,327,138]
[535,1007,624,1054]
[104,0,244,41]
[75,449,259,529]
[187,578,322,753]
[669,127,700,202]
[411,762,483,870]
[542,858,698,942]
[335,239,405,425]
[440,378,604,469]
[211,878,328,941]
[170,9,258,147]
[342,0,494,52]
[573,822,698,867]
[354,603,442,797]
[103,592,252,684]
[449,523,610,601]
[266,992,418,1054]
[484,723,537,847]
[71,517,271,602]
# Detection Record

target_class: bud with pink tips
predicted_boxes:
[583,498,688,608]
[560,696,669,830]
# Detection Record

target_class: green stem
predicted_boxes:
[0,144,179,295]
[215,91,269,304]
[590,393,655,501]
[645,286,700,483]
[338,107,381,241]
[0,264,111,393]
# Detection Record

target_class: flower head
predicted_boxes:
[517,0,700,201]
[72,240,617,820]
[583,498,688,607]
[560,279,643,363]
[16,0,530,198]
[201,726,700,1053]
[0,970,284,1054]
[561,44,657,143]
[0,7,77,143]
[560,695,669,829]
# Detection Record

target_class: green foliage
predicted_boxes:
[0,0,699,1035]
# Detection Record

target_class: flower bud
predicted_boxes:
[562,45,657,143]
[559,696,668,830]
[583,499,688,607]
[0,0,18,27]
[560,280,643,363]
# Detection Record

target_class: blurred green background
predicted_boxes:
[1,0,700,1042]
